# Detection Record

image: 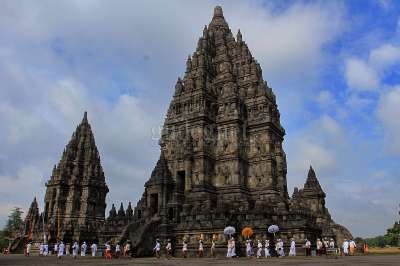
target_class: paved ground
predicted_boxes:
[0,255,399,266]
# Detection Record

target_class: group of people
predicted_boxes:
[23,240,132,259]
[245,238,296,258]
[151,237,351,259]
[342,239,357,256]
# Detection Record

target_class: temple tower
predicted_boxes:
[44,112,108,243]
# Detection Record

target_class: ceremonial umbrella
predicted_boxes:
[241,227,254,239]
[268,225,279,235]
[224,226,236,237]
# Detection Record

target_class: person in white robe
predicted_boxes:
[57,241,65,259]
[226,238,233,258]
[182,241,188,258]
[198,240,204,258]
[316,238,323,256]
[90,243,97,257]
[39,243,44,256]
[256,240,263,258]
[231,237,236,257]
[115,243,121,258]
[80,241,87,256]
[289,238,296,256]
[72,242,79,259]
[329,239,335,249]
[342,239,349,255]
[210,240,216,258]
[305,239,311,256]
[54,243,58,255]
[276,239,285,257]
[153,239,161,258]
[43,243,49,256]
[65,243,70,255]
[165,239,172,259]
[245,240,252,258]
[264,240,270,258]
[26,242,32,256]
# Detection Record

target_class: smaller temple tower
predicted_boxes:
[43,112,108,243]
[23,198,41,241]
[290,166,352,244]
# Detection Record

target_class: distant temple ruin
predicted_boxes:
[17,6,352,255]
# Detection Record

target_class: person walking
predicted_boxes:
[316,238,323,256]
[182,240,188,258]
[72,241,79,259]
[264,239,271,258]
[54,242,58,256]
[349,239,356,256]
[198,239,204,258]
[289,238,296,256]
[304,239,311,256]
[226,238,233,258]
[210,239,216,258]
[256,240,263,258]
[153,239,161,259]
[91,243,97,257]
[165,239,172,259]
[26,242,32,257]
[124,242,131,257]
[246,239,252,258]
[342,239,349,256]
[115,243,121,258]
[57,241,65,259]
[104,242,112,259]
[65,243,70,255]
[80,241,87,256]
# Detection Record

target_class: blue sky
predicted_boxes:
[0,0,399,237]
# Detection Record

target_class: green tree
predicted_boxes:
[384,222,400,246]
[0,207,24,249]
[5,207,24,237]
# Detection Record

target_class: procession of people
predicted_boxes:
[16,233,363,260]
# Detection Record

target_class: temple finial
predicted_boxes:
[82,111,88,123]
[213,6,223,18]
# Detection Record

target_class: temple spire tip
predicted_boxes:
[213,6,224,17]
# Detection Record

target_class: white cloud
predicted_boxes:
[369,44,400,69]
[377,86,400,154]
[345,58,379,91]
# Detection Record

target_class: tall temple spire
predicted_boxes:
[44,111,108,243]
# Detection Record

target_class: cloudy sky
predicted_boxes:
[1,0,399,238]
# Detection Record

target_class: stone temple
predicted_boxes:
[119,6,352,255]
[16,6,351,255]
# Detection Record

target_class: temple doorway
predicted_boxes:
[177,170,185,192]
[150,193,158,215]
